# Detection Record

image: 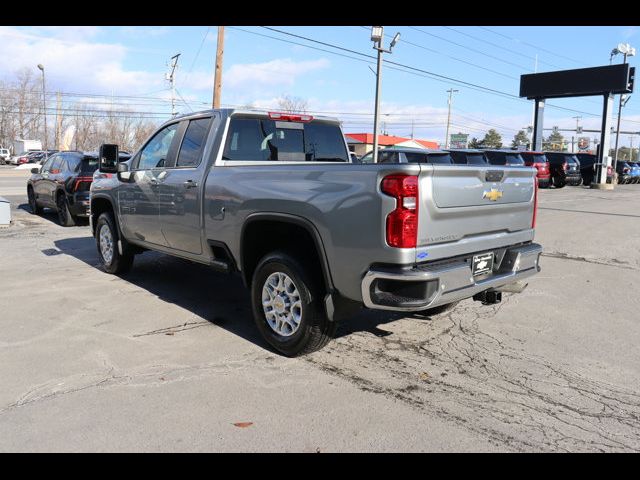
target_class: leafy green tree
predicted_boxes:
[468,137,482,148]
[545,131,565,151]
[511,130,529,148]
[481,129,503,148]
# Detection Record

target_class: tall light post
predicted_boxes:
[444,88,459,149]
[370,26,400,163]
[610,43,635,175]
[37,64,47,151]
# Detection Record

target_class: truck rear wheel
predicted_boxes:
[95,212,134,274]
[251,251,336,357]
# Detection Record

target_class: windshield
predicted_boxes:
[222,117,348,162]
[566,155,579,166]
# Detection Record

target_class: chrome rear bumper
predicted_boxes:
[362,242,542,312]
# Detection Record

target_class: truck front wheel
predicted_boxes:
[251,251,336,357]
[95,212,134,274]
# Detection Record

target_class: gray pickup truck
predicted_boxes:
[91,109,542,356]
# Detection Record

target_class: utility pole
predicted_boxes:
[444,88,459,149]
[166,53,181,117]
[55,92,62,150]
[213,26,225,109]
[610,43,636,177]
[370,26,400,163]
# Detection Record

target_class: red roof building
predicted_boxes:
[345,133,439,156]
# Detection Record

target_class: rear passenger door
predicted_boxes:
[157,115,215,255]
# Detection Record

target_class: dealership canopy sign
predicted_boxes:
[449,133,468,149]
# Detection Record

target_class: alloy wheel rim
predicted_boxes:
[261,271,302,337]
[99,224,114,265]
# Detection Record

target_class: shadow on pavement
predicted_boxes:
[53,236,423,354]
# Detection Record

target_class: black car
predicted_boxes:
[575,153,614,186]
[447,149,488,165]
[615,161,633,184]
[483,149,526,166]
[27,151,99,226]
[544,152,582,188]
[359,147,453,164]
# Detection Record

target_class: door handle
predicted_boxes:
[183,180,198,189]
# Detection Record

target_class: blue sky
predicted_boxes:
[1,25,638,146]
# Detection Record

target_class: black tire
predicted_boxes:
[552,175,566,188]
[251,251,336,357]
[56,193,76,227]
[27,186,43,215]
[95,211,134,274]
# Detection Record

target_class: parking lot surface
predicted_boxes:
[1,165,639,452]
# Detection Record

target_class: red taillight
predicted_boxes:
[268,111,314,123]
[381,174,419,248]
[73,176,93,192]
[532,175,538,229]
[623,167,630,173]
[562,162,568,171]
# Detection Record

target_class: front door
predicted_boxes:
[157,116,214,255]
[118,123,180,247]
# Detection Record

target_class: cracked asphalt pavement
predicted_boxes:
[1,166,639,452]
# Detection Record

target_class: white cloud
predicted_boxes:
[0,26,164,95]
[225,58,330,88]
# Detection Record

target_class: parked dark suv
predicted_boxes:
[359,147,453,164]
[448,149,488,165]
[544,152,582,188]
[483,149,526,167]
[27,151,99,226]
[575,153,614,185]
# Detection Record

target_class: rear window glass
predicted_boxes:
[222,117,348,162]
[530,154,547,164]
[466,154,487,165]
[566,155,579,165]
[504,154,524,165]
[176,118,211,167]
[80,156,99,173]
[405,152,452,164]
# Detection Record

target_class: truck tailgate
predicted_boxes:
[415,165,536,260]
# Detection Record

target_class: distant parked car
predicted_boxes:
[27,151,100,226]
[627,161,640,184]
[448,149,488,165]
[0,148,10,164]
[359,147,453,164]
[615,161,633,184]
[483,149,526,167]
[520,151,551,188]
[544,152,582,188]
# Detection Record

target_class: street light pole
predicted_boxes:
[37,64,47,151]
[372,40,383,163]
[444,88,459,149]
[610,43,635,176]
[370,26,400,163]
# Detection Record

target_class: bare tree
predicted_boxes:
[276,94,308,114]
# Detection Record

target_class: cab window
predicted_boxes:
[136,123,179,170]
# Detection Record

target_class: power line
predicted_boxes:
[477,26,590,68]
[407,26,533,72]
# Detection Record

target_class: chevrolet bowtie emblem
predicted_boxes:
[483,188,503,201]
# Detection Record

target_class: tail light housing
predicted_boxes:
[607,165,613,176]
[562,161,568,171]
[532,175,538,229]
[73,176,93,192]
[381,174,419,248]
[623,167,630,174]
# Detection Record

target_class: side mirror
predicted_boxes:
[117,162,131,182]
[99,143,119,173]
[31,168,39,174]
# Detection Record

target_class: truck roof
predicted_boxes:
[168,108,340,125]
